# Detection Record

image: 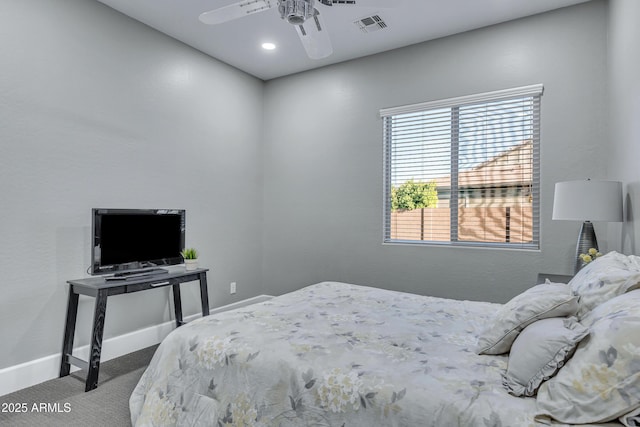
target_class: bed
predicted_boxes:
[130,252,640,427]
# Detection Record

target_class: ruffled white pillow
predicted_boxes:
[503,317,588,397]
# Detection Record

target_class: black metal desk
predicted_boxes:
[59,268,209,391]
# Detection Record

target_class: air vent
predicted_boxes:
[354,14,387,33]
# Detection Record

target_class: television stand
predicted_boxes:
[60,268,209,391]
[107,268,168,281]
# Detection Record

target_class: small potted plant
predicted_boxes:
[181,248,199,271]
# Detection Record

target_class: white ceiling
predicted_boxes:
[96,0,591,81]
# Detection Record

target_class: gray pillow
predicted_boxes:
[503,317,588,397]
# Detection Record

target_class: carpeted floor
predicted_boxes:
[0,345,157,427]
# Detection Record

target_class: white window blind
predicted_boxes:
[381,85,542,249]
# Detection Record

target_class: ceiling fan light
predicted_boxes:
[278,0,315,25]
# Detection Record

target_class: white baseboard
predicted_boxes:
[0,294,273,397]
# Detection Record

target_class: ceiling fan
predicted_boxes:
[199,0,393,60]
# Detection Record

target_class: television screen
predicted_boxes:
[91,208,185,275]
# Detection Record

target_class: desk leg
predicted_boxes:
[172,283,183,327]
[60,286,79,377]
[199,272,210,317]
[85,289,108,392]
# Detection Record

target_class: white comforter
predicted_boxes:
[130,281,619,426]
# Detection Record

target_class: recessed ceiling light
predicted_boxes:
[262,42,276,51]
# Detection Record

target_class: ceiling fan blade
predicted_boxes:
[295,10,333,59]
[199,0,276,25]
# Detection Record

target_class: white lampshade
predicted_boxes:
[552,180,623,222]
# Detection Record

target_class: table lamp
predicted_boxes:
[552,179,623,273]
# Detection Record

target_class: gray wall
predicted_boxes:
[0,0,626,374]
[0,0,264,370]
[607,0,640,254]
[262,1,610,303]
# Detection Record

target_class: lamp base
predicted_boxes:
[575,221,598,274]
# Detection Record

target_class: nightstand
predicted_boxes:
[536,273,573,284]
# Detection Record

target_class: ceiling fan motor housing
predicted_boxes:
[278,0,315,25]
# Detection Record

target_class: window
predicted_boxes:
[381,85,542,249]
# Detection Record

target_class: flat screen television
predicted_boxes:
[91,208,185,276]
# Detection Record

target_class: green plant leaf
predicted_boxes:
[181,248,198,259]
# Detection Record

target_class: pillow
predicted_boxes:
[620,407,640,427]
[569,251,640,319]
[476,283,578,355]
[503,317,588,397]
[535,289,640,424]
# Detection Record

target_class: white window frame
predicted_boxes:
[381,84,543,249]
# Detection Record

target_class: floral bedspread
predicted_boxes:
[129,282,618,427]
